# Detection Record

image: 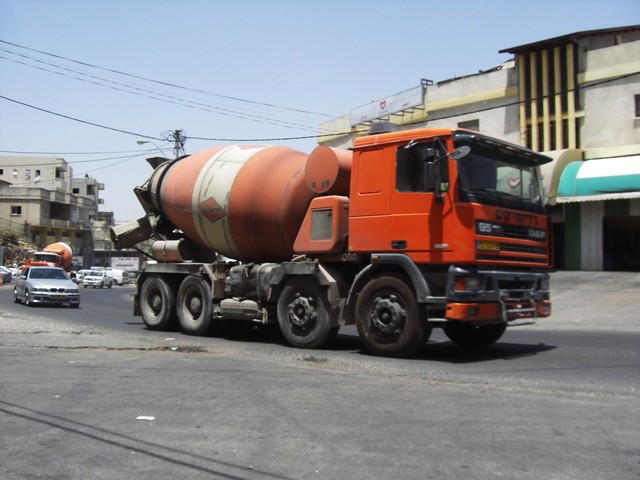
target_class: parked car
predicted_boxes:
[14,266,80,308]
[0,266,13,284]
[74,269,92,284]
[83,270,114,288]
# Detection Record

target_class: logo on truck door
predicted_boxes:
[199,197,226,223]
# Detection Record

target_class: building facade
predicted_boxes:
[0,155,104,268]
[318,26,640,271]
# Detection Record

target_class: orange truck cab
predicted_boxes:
[329,127,551,352]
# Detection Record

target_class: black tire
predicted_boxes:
[277,277,337,349]
[176,275,214,335]
[13,288,21,304]
[444,322,506,348]
[139,275,177,330]
[355,275,430,357]
[107,282,112,289]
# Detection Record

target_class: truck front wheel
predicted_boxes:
[277,277,336,349]
[139,275,176,330]
[355,275,430,357]
[177,276,213,336]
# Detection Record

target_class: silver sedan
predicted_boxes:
[14,266,80,308]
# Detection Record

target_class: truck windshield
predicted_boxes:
[454,134,546,213]
[34,253,60,263]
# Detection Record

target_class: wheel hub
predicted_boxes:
[150,293,162,313]
[288,295,317,328]
[188,295,203,316]
[371,295,406,334]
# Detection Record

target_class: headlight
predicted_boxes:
[455,276,483,292]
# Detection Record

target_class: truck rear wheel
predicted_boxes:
[277,277,336,349]
[139,275,176,330]
[444,322,506,348]
[355,275,430,357]
[177,276,214,335]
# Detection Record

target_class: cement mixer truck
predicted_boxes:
[112,125,552,357]
[25,242,74,271]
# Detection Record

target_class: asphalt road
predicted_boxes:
[1,273,639,479]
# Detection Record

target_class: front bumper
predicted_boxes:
[30,292,80,305]
[445,266,551,325]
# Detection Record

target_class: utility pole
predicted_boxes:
[162,129,186,158]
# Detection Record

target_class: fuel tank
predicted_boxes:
[145,144,352,262]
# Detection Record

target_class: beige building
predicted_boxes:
[318,26,640,271]
[0,155,104,267]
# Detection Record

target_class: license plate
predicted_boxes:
[50,295,65,300]
[478,240,500,251]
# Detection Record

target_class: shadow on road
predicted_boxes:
[412,340,557,364]
[209,324,558,364]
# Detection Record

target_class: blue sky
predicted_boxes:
[1,0,638,221]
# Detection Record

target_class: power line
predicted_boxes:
[0,152,167,167]
[0,48,328,133]
[0,149,166,155]
[0,95,163,140]
[0,39,333,117]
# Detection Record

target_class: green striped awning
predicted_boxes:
[556,156,640,203]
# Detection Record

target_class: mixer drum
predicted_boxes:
[155,145,316,262]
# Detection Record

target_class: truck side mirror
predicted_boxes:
[450,145,471,160]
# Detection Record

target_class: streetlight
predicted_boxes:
[136,140,167,157]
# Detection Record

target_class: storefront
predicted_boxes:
[551,155,640,271]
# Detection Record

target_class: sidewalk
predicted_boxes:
[538,270,640,332]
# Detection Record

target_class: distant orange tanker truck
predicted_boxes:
[26,242,74,271]
[112,124,552,357]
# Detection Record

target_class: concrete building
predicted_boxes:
[318,25,640,271]
[0,155,103,268]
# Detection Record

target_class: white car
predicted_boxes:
[14,266,80,308]
[74,269,92,284]
[83,270,114,288]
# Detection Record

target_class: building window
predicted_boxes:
[73,188,80,194]
[0,168,3,175]
[13,169,18,179]
[635,94,640,118]
[458,119,480,131]
[25,169,31,180]
[11,205,22,216]
[35,169,41,181]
